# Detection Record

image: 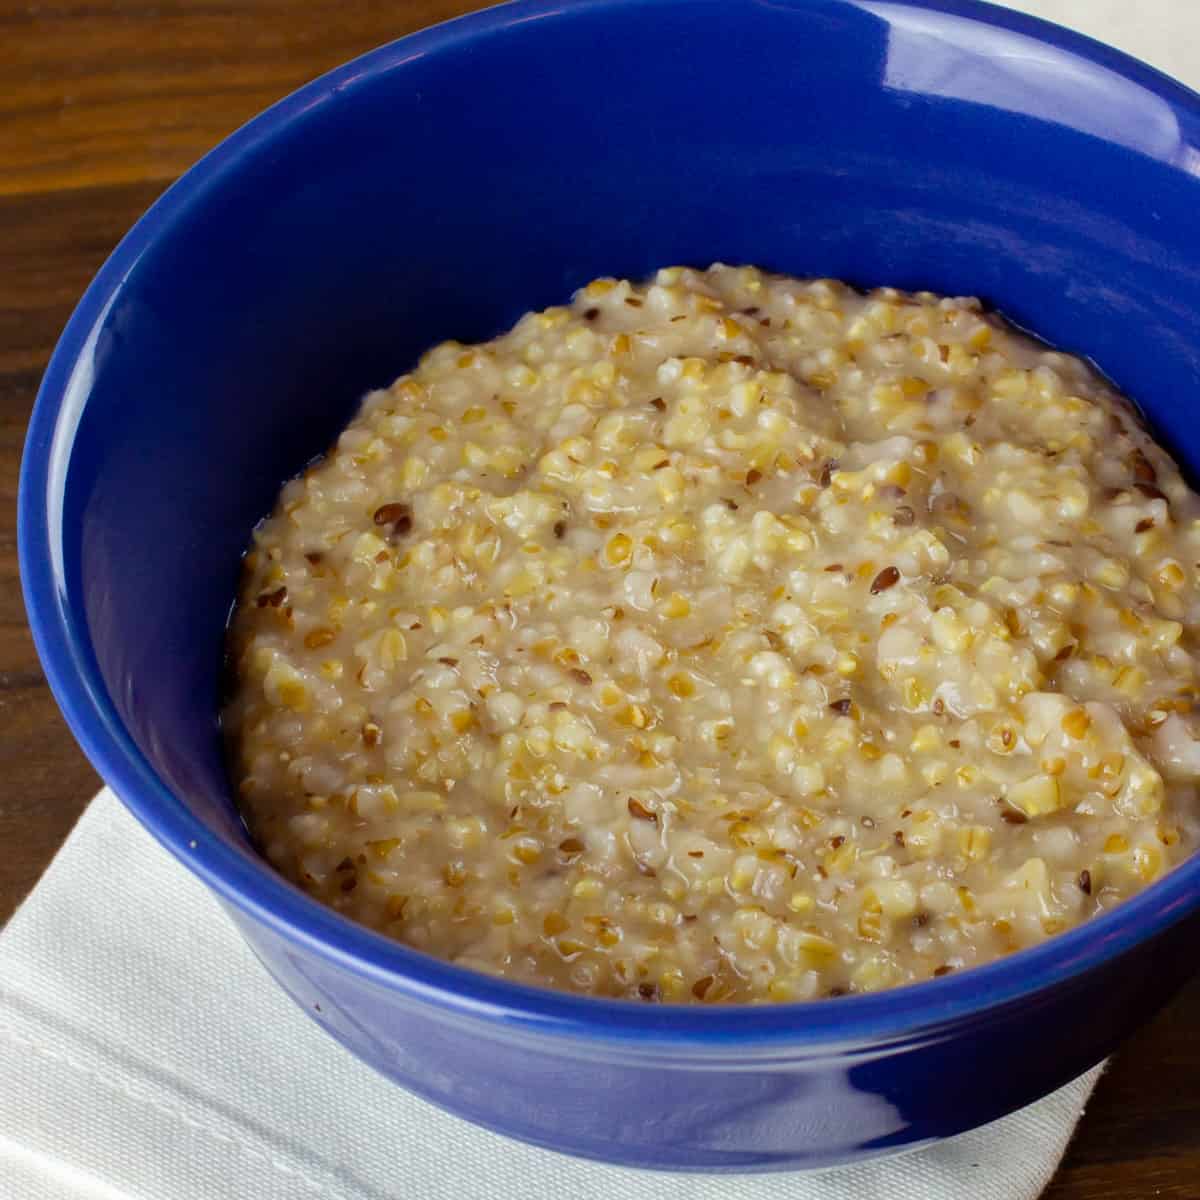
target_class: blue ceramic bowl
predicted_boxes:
[19,0,1200,1171]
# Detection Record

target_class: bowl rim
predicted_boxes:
[19,0,1200,1046]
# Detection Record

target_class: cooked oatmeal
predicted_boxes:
[224,265,1200,1002]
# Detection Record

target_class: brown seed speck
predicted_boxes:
[692,975,714,1000]
[256,586,287,608]
[932,698,946,717]
[583,307,600,321]
[893,505,915,526]
[1054,643,1077,662]
[827,987,849,998]
[1078,869,1092,895]
[894,831,906,848]
[687,849,704,858]
[624,297,644,307]
[745,468,763,485]
[739,306,761,316]
[870,566,901,594]
[571,668,593,685]
[1131,449,1157,483]
[628,797,658,823]
[913,911,930,928]
[948,738,961,748]
[638,982,661,1001]
[1001,808,1029,825]
[824,562,843,572]
[819,458,839,487]
[860,816,876,829]
[829,698,853,716]
[373,502,413,536]
[1135,517,1155,533]
[558,837,585,858]
[933,965,953,977]
[304,552,323,565]
[438,657,459,667]
[830,835,845,849]
[650,396,666,411]
[553,520,567,539]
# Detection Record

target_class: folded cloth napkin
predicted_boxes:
[0,790,1102,1200]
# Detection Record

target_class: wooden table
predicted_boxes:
[2,3,1197,1195]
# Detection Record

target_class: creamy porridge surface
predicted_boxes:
[224,265,1200,1003]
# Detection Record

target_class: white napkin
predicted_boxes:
[0,790,1102,1200]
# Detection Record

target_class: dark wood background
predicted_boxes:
[2,3,1196,1195]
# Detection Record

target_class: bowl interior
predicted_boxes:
[22,0,1200,1010]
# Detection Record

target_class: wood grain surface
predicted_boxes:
[1,3,1196,1196]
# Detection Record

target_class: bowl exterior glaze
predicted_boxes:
[19,0,1200,1170]
[229,902,1200,1169]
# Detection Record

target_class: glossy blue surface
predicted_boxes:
[19,0,1200,1170]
